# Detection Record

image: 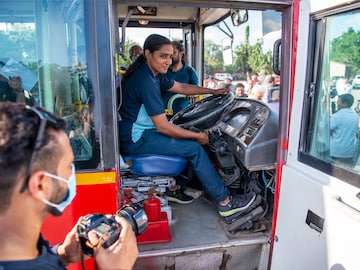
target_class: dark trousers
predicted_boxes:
[126,129,229,202]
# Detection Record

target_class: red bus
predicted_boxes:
[1,0,359,269]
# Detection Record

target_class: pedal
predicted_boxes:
[223,195,262,224]
[227,206,265,234]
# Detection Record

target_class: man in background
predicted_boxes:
[129,44,143,63]
[223,77,235,92]
[330,93,358,165]
[164,41,199,115]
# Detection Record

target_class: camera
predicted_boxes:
[77,203,148,256]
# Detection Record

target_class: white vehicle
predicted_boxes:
[214,72,233,81]
[352,75,360,89]
[1,1,359,270]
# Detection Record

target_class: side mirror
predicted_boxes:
[273,39,281,75]
[231,9,248,26]
[222,38,233,65]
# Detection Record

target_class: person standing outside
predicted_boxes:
[0,103,138,270]
[119,34,257,217]
[330,93,359,165]
[250,84,264,101]
[267,89,280,116]
[262,75,280,104]
[129,44,143,63]
[235,83,248,97]
[246,78,254,96]
[163,41,199,115]
[206,76,218,89]
[223,77,235,92]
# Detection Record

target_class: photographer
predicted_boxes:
[0,102,138,269]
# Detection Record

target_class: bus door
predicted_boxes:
[271,0,360,269]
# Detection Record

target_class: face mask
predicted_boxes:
[42,164,76,216]
[131,55,139,62]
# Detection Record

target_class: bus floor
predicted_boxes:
[135,195,273,269]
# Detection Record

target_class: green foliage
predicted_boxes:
[247,39,273,74]
[204,25,273,77]
[330,27,360,75]
[233,38,273,76]
[204,39,223,74]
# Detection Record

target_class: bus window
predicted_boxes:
[203,10,282,89]
[0,0,99,169]
[300,7,360,186]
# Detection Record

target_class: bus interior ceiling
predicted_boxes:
[116,1,291,27]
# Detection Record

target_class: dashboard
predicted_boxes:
[217,98,278,171]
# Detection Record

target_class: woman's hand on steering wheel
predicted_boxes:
[170,92,235,130]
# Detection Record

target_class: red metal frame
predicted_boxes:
[269,0,300,267]
[41,170,118,270]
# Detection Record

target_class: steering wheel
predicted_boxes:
[170,92,235,130]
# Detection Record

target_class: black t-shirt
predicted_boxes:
[0,235,66,270]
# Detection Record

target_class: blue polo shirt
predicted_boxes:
[119,63,174,153]
[164,62,199,113]
[330,107,358,158]
[165,62,199,86]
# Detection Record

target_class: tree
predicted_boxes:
[204,39,223,74]
[233,36,273,78]
[247,39,273,75]
[330,27,360,75]
[203,25,273,78]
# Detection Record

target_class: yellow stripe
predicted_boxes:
[76,171,116,185]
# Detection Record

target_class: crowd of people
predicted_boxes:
[203,73,281,115]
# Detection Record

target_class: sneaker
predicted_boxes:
[218,192,256,217]
[184,187,203,199]
[166,188,194,204]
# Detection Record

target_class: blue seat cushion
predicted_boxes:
[124,154,187,176]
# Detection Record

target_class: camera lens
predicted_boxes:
[116,203,148,235]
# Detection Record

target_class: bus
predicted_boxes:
[0,0,359,269]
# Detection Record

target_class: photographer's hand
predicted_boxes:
[89,216,138,270]
[57,217,86,265]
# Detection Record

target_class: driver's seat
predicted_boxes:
[123,154,187,176]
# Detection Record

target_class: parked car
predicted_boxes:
[214,72,233,81]
[352,75,360,89]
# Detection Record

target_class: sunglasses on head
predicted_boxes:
[20,106,66,193]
